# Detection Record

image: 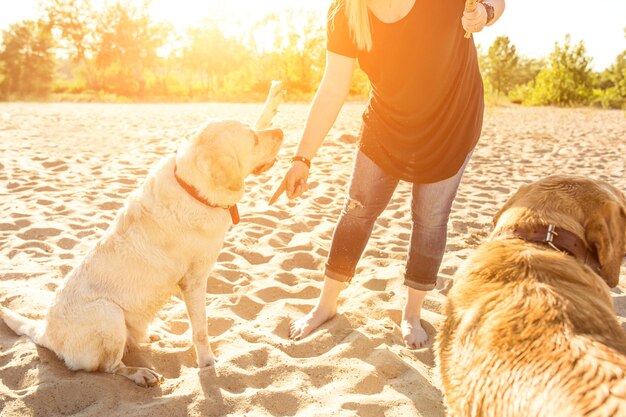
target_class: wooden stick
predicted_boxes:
[464,0,478,39]
[254,80,285,130]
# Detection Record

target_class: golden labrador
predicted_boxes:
[1,83,284,387]
[436,175,626,416]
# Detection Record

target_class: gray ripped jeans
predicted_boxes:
[324,149,471,291]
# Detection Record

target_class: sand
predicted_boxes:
[0,103,624,417]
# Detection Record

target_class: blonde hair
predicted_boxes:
[330,0,373,52]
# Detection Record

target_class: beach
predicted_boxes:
[0,102,625,417]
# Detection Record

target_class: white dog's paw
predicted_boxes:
[198,355,217,368]
[117,366,164,388]
[132,368,163,388]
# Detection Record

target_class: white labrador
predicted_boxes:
[1,84,284,387]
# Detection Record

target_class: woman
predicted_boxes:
[270,0,505,348]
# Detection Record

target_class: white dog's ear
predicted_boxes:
[183,127,202,142]
[584,200,625,288]
[208,152,243,192]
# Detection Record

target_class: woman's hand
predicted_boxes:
[462,3,488,35]
[268,161,310,205]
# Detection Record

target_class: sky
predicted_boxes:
[1,0,625,71]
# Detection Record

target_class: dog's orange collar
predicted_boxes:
[173,161,240,225]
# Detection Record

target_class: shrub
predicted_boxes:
[523,35,593,106]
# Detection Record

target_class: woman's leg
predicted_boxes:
[290,150,399,340]
[401,152,472,348]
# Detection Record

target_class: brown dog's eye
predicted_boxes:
[252,132,259,146]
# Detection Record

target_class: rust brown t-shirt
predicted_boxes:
[327,0,484,183]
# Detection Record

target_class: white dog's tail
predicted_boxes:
[1,307,47,346]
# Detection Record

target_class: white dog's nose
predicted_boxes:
[271,128,283,141]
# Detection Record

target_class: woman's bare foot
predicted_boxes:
[402,287,429,349]
[401,315,428,348]
[290,305,337,340]
[289,276,345,341]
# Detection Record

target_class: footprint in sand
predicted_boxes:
[274,272,298,286]
[239,250,274,266]
[206,275,236,294]
[253,285,320,303]
[230,346,270,370]
[252,391,300,416]
[17,227,62,240]
[59,264,74,277]
[36,199,55,206]
[362,277,388,291]
[352,373,386,395]
[245,215,278,228]
[75,230,95,239]
[227,295,264,320]
[98,201,123,211]
[214,262,252,281]
[0,222,21,231]
[217,250,236,262]
[268,231,292,246]
[167,319,190,335]
[41,160,66,169]
[280,252,319,271]
[16,241,54,255]
[206,316,235,337]
[56,237,79,250]
[115,178,136,186]
[313,196,333,205]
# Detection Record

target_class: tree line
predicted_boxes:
[1,0,625,108]
[481,32,626,108]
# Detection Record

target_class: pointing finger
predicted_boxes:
[268,179,287,205]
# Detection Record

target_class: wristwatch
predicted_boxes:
[481,1,495,25]
[291,156,311,169]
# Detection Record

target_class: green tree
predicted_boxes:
[484,36,520,94]
[0,20,56,98]
[515,57,543,87]
[45,0,97,89]
[273,11,326,94]
[607,51,626,97]
[591,28,626,108]
[92,1,171,96]
[602,28,626,98]
[525,35,593,106]
[181,22,250,96]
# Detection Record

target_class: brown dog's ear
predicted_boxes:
[493,184,529,228]
[584,201,626,288]
[493,201,511,228]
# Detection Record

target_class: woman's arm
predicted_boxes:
[269,51,355,203]
[293,51,356,160]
